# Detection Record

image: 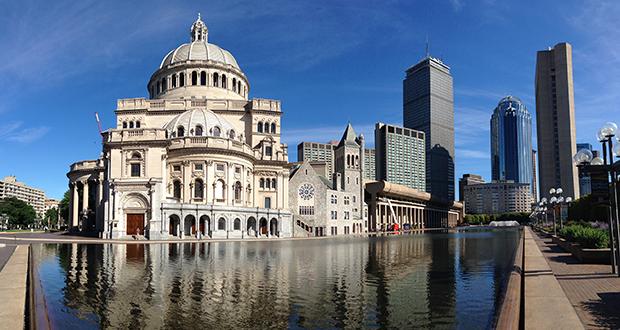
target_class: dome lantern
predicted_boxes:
[191,13,208,42]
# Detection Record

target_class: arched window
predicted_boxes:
[195,125,203,136]
[215,180,225,201]
[122,122,127,129]
[218,218,226,230]
[212,126,221,137]
[136,121,141,128]
[161,78,167,91]
[355,155,359,167]
[129,121,134,129]
[237,81,241,93]
[177,126,185,137]
[200,71,207,85]
[347,155,351,167]
[191,71,198,85]
[222,75,227,88]
[172,75,177,88]
[229,130,235,139]
[265,178,271,189]
[194,179,204,199]
[213,73,219,87]
[257,122,263,133]
[233,218,241,230]
[234,181,242,202]
[272,178,277,189]
[179,72,185,87]
[271,123,276,134]
[259,178,265,189]
[173,180,182,199]
[232,78,236,90]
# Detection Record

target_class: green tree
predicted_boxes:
[44,207,59,228]
[0,197,36,229]
[59,190,70,225]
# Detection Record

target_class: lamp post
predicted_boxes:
[549,188,563,236]
[598,122,620,276]
[539,198,548,227]
[574,121,620,275]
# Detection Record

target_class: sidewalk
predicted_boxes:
[524,227,583,330]
[532,230,620,329]
[0,245,28,330]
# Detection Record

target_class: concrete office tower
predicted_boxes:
[375,123,426,191]
[535,42,579,199]
[404,57,455,201]
[364,148,376,181]
[531,150,538,200]
[297,142,336,178]
[490,96,534,196]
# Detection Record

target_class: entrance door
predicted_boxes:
[127,214,145,235]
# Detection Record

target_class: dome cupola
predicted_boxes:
[191,13,208,42]
[148,14,249,101]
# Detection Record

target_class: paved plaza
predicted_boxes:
[532,230,620,329]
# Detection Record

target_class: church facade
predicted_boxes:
[289,124,367,236]
[67,15,292,240]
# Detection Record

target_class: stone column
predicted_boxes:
[72,183,79,228]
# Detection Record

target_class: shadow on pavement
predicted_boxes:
[582,292,620,329]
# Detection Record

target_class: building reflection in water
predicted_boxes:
[33,228,519,329]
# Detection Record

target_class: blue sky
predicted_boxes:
[0,0,618,199]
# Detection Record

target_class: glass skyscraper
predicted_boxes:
[490,96,534,191]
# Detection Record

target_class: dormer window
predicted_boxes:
[177,126,185,137]
[265,145,272,156]
[229,130,236,139]
[212,126,221,137]
[195,125,203,136]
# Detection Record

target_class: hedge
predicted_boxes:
[559,224,609,249]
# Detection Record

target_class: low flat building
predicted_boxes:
[0,176,46,218]
[463,181,532,214]
[365,181,463,232]
[458,174,485,202]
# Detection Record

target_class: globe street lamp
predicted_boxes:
[549,188,563,236]
[574,121,620,275]
[539,198,548,227]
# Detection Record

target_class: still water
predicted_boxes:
[32,228,520,329]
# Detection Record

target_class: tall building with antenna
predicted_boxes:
[403,55,455,201]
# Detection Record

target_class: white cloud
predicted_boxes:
[0,121,49,144]
[450,0,464,12]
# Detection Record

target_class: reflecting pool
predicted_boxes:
[32,228,520,329]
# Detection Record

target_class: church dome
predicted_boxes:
[148,14,249,101]
[159,13,240,70]
[160,42,240,70]
[164,108,238,139]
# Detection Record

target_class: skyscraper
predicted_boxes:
[375,123,426,191]
[490,96,534,194]
[297,141,336,178]
[531,150,538,200]
[535,42,579,199]
[403,56,455,201]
